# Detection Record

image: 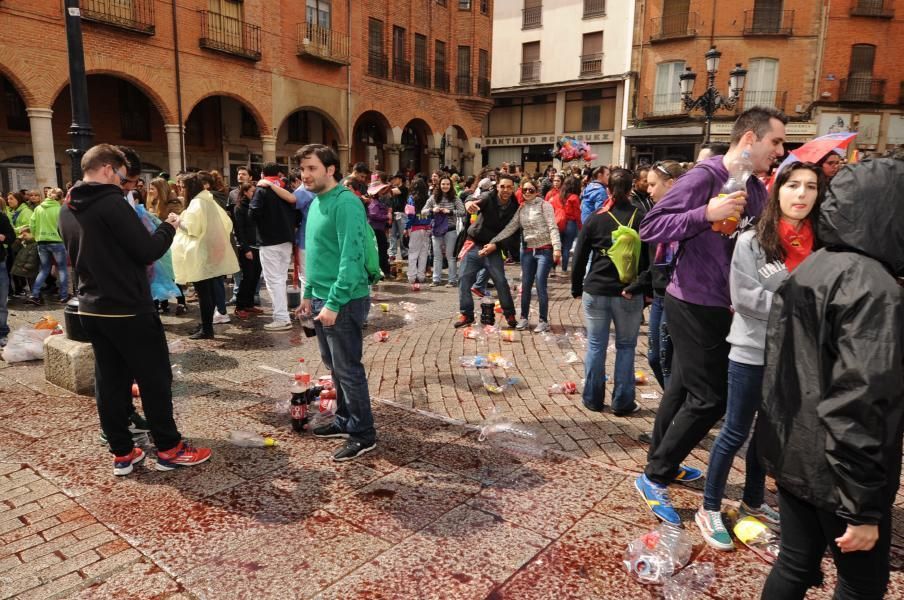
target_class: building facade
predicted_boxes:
[626,0,824,165]
[0,0,493,190]
[810,0,904,154]
[484,0,630,173]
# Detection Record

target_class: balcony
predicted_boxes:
[81,0,155,35]
[435,70,450,92]
[520,60,541,83]
[456,74,473,95]
[393,59,411,84]
[850,0,895,18]
[743,9,794,35]
[478,76,491,97]
[839,77,886,103]
[579,53,604,77]
[583,0,606,19]
[368,52,389,78]
[296,21,350,65]
[644,94,685,118]
[522,5,542,30]
[414,65,431,89]
[651,12,698,42]
[199,11,261,61]
[742,90,788,112]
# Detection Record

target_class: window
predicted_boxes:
[436,0,447,6]
[306,0,331,28]
[523,0,542,29]
[751,0,783,33]
[4,79,28,132]
[478,48,490,95]
[653,61,685,115]
[459,0,472,9]
[241,106,259,138]
[414,34,429,87]
[457,45,472,93]
[580,31,603,76]
[581,106,601,131]
[368,18,386,77]
[661,0,690,36]
[481,0,489,14]
[521,41,540,82]
[744,58,779,109]
[392,26,409,83]
[842,43,879,101]
[849,44,876,76]
[119,80,151,141]
[435,40,449,91]
[564,87,616,131]
[583,0,605,18]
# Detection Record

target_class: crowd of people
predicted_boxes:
[0,104,901,599]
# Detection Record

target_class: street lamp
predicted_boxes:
[63,0,94,183]
[679,46,747,144]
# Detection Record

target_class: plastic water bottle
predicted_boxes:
[623,524,692,584]
[291,359,311,393]
[712,149,753,237]
[228,431,277,448]
[662,563,716,600]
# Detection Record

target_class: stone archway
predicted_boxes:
[352,110,392,172]
[400,118,434,176]
[183,94,267,181]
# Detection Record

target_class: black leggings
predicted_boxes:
[193,277,217,335]
[762,489,890,599]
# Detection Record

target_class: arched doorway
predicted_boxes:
[401,118,432,175]
[445,125,469,174]
[184,95,265,183]
[0,75,44,190]
[276,108,342,167]
[51,74,168,181]
[352,110,390,172]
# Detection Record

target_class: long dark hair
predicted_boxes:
[433,176,456,204]
[560,175,581,205]
[410,177,429,213]
[608,168,633,204]
[756,162,826,263]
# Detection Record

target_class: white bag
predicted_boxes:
[2,328,53,363]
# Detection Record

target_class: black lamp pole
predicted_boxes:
[63,0,94,183]
[679,46,747,145]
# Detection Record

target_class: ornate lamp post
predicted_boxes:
[679,46,747,144]
[63,0,94,183]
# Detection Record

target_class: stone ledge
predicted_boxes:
[43,335,95,395]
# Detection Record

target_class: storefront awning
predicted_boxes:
[622,125,703,139]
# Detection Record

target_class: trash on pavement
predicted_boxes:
[478,410,546,457]
[2,328,52,363]
[228,431,278,448]
[662,563,716,600]
[623,524,692,584]
[548,381,578,395]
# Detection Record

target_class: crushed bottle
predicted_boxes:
[228,431,277,448]
[548,381,578,395]
[372,330,390,342]
[459,354,513,369]
[662,563,716,600]
[623,524,693,584]
[732,515,780,563]
[478,410,546,458]
[561,351,580,364]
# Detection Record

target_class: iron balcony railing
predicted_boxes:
[522,5,542,29]
[393,59,411,84]
[81,0,155,34]
[435,70,450,92]
[850,0,895,18]
[520,60,541,83]
[414,65,431,88]
[456,74,473,95]
[579,53,604,77]
[651,12,698,41]
[840,77,886,103]
[646,93,685,118]
[368,52,389,78]
[199,11,261,61]
[478,76,491,97]
[743,9,794,35]
[583,0,606,19]
[296,21,350,65]
[742,90,788,111]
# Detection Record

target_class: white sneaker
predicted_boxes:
[212,311,230,324]
[263,321,292,331]
[515,318,529,330]
[533,320,550,333]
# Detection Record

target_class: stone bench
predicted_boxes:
[44,334,95,395]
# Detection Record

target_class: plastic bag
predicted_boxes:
[623,524,692,584]
[2,328,52,363]
[662,563,716,600]
[34,315,59,330]
[228,431,277,448]
[478,410,546,457]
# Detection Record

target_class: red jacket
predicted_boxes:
[546,190,581,231]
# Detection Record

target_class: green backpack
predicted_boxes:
[600,210,641,283]
[364,226,383,284]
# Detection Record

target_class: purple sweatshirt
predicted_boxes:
[639,155,767,308]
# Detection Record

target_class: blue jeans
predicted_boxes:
[648,295,665,388]
[312,296,375,445]
[582,293,644,413]
[0,261,9,338]
[703,359,766,511]
[560,221,578,272]
[520,247,553,321]
[458,246,515,319]
[473,268,489,293]
[432,229,458,283]
[32,242,68,301]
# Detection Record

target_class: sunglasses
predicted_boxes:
[522,187,537,193]
[653,163,672,180]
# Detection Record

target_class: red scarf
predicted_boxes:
[779,219,814,272]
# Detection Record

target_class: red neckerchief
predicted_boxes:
[779,219,814,272]
[263,176,284,188]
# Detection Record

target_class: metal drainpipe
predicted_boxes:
[346,0,353,166]
[171,0,186,170]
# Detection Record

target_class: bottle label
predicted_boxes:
[290,404,307,420]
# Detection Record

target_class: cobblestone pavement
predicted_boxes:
[2,269,904,599]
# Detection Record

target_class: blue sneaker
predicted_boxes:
[635,474,681,525]
[674,464,703,483]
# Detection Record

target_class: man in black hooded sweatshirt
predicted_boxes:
[59,144,211,476]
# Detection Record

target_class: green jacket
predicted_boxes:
[7,204,33,235]
[29,199,63,242]
[303,184,370,312]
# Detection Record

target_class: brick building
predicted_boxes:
[625,0,824,165]
[0,0,493,190]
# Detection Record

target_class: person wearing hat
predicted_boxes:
[365,172,393,278]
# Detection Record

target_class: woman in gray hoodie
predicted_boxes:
[695,162,826,551]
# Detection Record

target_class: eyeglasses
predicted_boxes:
[522,188,537,193]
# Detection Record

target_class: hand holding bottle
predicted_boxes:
[705,191,747,223]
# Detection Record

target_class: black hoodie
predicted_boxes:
[759,156,904,525]
[59,181,175,316]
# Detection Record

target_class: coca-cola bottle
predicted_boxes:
[480,296,496,326]
[290,359,312,432]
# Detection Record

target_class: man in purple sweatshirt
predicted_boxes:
[635,107,787,526]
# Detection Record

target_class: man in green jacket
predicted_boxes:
[295,144,375,462]
[26,189,69,304]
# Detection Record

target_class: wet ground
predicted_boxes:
[2,270,904,599]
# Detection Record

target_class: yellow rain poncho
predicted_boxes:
[171,190,239,284]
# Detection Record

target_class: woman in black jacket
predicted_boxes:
[758,154,904,599]
[233,183,263,320]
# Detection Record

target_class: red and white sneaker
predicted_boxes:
[155,441,212,471]
[411,282,421,292]
[113,447,145,476]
